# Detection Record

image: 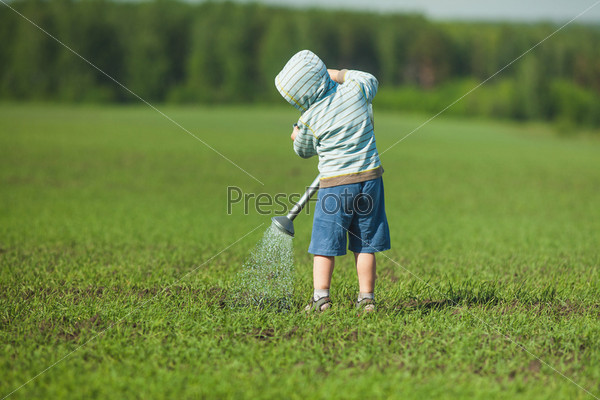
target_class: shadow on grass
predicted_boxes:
[380,279,575,315]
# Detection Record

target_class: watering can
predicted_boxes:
[271,175,320,237]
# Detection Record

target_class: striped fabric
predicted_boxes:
[275,50,383,187]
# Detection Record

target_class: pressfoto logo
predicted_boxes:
[226,187,374,216]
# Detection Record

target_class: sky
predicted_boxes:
[238,0,600,22]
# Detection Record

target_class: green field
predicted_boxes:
[1,104,599,399]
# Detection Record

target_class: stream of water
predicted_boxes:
[237,224,295,309]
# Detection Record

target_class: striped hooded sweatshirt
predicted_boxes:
[275,50,383,188]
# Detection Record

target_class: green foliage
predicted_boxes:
[550,79,600,128]
[1,104,600,398]
[0,1,600,127]
[377,76,600,131]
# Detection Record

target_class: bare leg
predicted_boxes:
[313,255,335,290]
[354,252,376,293]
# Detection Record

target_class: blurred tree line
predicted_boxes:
[1,0,599,127]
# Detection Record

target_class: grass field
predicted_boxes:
[1,103,599,399]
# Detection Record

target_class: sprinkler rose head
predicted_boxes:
[271,216,295,237]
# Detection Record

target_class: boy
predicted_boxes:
[275,50,391,313]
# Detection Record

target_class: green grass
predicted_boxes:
[1,103,599,399]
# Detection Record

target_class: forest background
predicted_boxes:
[1,0,599,129]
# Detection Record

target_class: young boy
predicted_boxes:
[275,50,391,313]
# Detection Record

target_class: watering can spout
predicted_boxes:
[271,175,320,237]
[271,215,295,237]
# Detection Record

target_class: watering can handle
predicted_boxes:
[286,175,320,221]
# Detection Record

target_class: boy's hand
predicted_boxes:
[291,124,299,141]
[328,69,347,84]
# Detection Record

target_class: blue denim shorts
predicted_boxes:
[308,177,391,256]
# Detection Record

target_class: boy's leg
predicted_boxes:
[313,255,335,291]
[355,252,376,313]
[307,255,335,311]
[354,252,376,293]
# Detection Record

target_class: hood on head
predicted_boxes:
[275,50,336,113]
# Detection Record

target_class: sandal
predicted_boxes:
[356,298,376,314]
[304,296,332,312]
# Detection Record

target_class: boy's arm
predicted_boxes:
[344,70,379,103]
[329,68,378,103]
[327,69,348,84]
[291,122,317,159]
